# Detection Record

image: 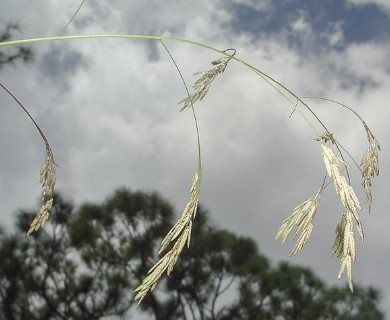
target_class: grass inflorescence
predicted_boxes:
[275,99,380,291]
[27,146,56,235]
[0,5,381,301]
[134,172,201,304]
[0,82,56,235]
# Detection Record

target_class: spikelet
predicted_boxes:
[134,172,200,305]
[27,146,56,235]
[275,187,322,257]
[321,142,364,291]
[178,51,234,111]
[361,125,380,212]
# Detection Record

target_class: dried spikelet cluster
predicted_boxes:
[0,83,57,235]
[321,142,363,291]
[275,187,322,257]
[333,209,357,291]
[134,172,201,304]
[178,50,235,111]
[321,143,363,228]
[276,130,379,292]
[134,48,230,304]
[27,146,56,235]
[361,124,380,210]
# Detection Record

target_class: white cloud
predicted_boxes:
[1,0,390,315]
[227,0,272,12]
[346,0,390,15]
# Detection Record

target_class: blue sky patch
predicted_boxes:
[227,0,390,45]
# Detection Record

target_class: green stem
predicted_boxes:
[0,82,54,161]
[0,34,322,138]
[57,0,87,37]
[1,33,347,176]
[159,40,202,180]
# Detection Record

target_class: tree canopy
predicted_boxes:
[0,23,33,69]
[0,189,384,319]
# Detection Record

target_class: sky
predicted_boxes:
[1,0,390,316]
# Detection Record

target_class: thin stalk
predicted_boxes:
[159,40,202,178]
[0,34,331,139]
[57,0,87,37]
[0,82,54,160]
[301,96,368,173]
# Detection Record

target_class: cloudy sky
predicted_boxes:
[1,0,390,315]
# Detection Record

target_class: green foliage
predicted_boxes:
[0,23,33,68]
[0,189,384,319]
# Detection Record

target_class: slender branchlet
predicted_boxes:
[322,142,364,291]
[0,82,56,235]
[134,172,201,305]
[275,186,323,257]
[57,0,87,37]
[27,146,56,234]
[134,42,207,305]
[302,97,381,212]
[361,124,380,212]
[178,49,236,112]
[333,208,357,292]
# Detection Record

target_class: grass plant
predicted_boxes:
[0,3,381,304]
